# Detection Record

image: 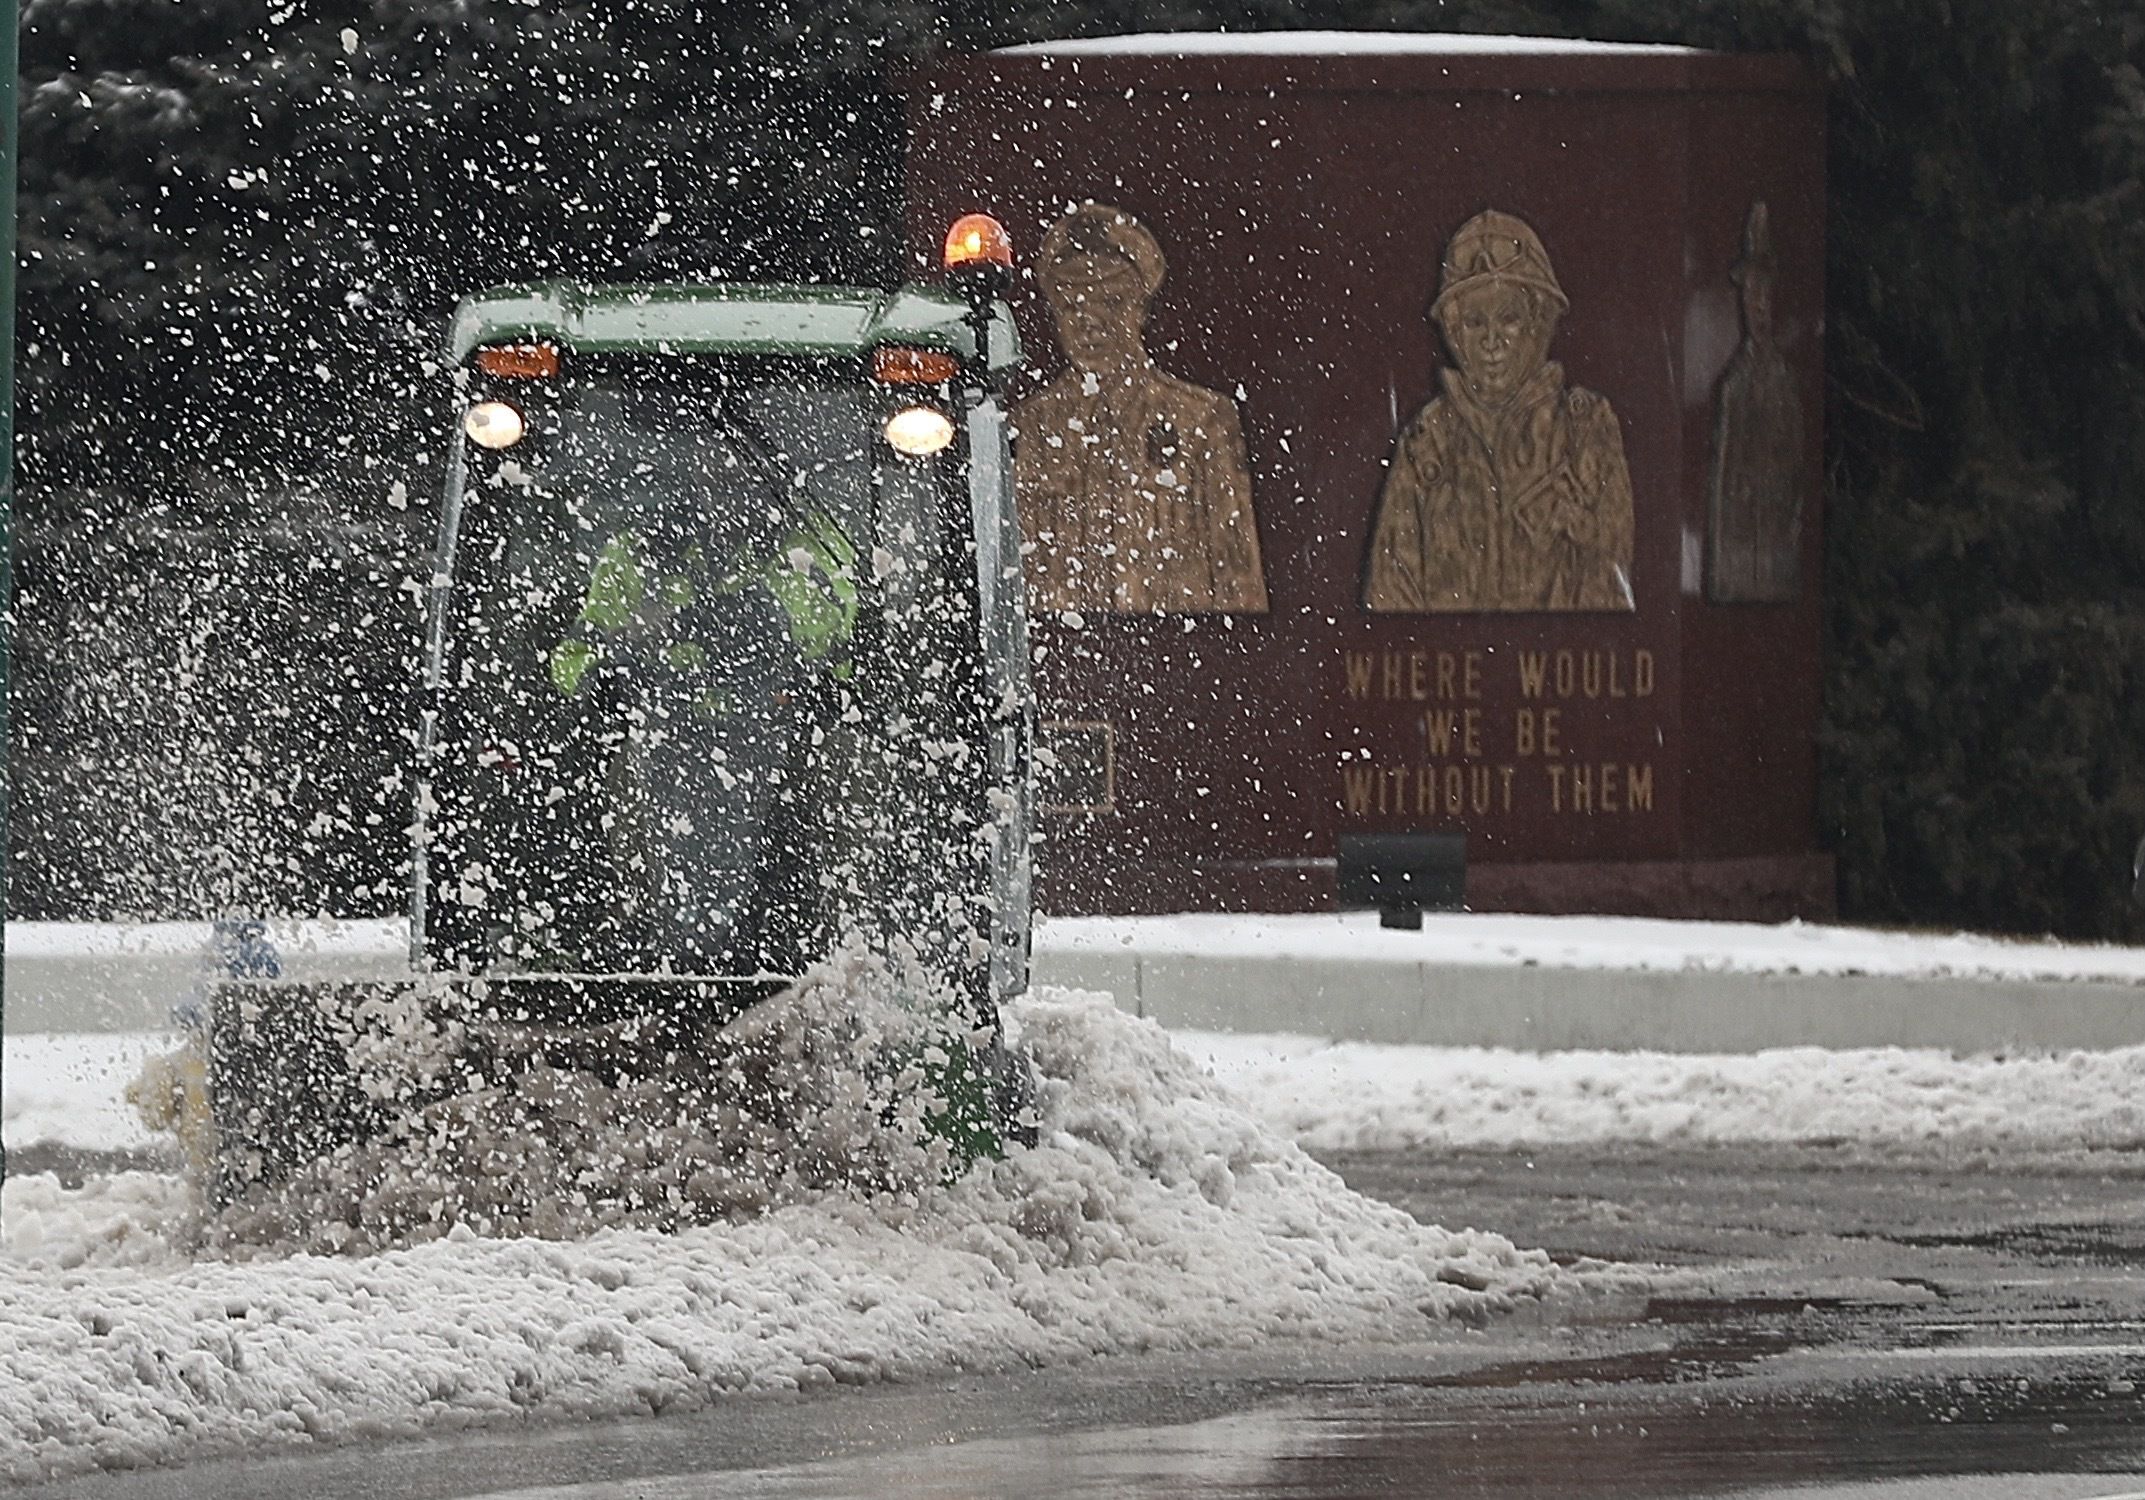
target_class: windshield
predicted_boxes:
[425,364,949,980]
[555,380,876,570]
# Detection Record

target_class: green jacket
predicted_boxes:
[549,517,859,697]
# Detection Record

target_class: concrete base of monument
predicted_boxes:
[1469,853,1838,923]
[1035,911,2145,1055]
[1036,852,1838,923]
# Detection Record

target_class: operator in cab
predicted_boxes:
[543,410,861,973]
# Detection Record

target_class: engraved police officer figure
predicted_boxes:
[1015,204,1267,615]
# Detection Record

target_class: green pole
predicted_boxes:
[1,0,19,1205]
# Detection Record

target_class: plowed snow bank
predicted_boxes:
[1181,1031,2145,1150]
[0,990,1555,1484]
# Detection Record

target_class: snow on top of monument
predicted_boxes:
[1040,911,2145,986]
[1001,31,1701,59]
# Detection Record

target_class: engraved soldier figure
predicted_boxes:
[1014,204,1267,614]
[1365,210,1635,613]
[1706,201,1806,603]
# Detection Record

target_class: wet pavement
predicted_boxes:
[653,1382,2145,1499]
[24,1141,2145,1498]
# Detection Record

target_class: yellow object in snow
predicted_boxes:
[128,1037,218,1182]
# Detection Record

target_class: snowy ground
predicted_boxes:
[19,1019,2145,1161]
[1175,1030,2145,1153]
[3,1032,172,1153]
[0,990,1556,1485]
[10,912,2145,1483]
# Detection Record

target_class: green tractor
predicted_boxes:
[195,216,1039,1213]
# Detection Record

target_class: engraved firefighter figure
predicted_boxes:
[1013,204,1268,614]
[1706,201,1806,603]
[1365,210,1635,613]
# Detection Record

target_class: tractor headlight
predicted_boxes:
[884,405,955,457]
[463,400,526,450]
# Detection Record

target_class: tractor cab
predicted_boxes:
[188,220,1040,1206]
[420,228,1030,1031]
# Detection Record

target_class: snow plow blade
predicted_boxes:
[201,972,1035,1218]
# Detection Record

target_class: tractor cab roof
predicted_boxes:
[448,281,1020,371]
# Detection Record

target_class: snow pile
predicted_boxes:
[0,989,1555,1484]
[1,1172,194,1272]
[1182,1031,2145,1152]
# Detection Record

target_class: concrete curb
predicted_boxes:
[10,918,2145,1054]
[5,922,405,1034]
[1034,948,2145,1054]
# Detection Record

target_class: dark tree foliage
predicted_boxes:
[18,0,2145,937]
[16,0,949,917]
[1792,6,2145,940]
[21,0,947,506]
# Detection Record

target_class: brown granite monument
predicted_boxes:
[907,34,1829,920]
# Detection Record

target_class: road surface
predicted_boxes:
[18,1141,2145,1497]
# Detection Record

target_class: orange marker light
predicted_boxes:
[475,343,561,379]
[943,213,1013,271]
[873,345,963,385]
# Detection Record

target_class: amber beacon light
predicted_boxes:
[943,213,1013,272]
